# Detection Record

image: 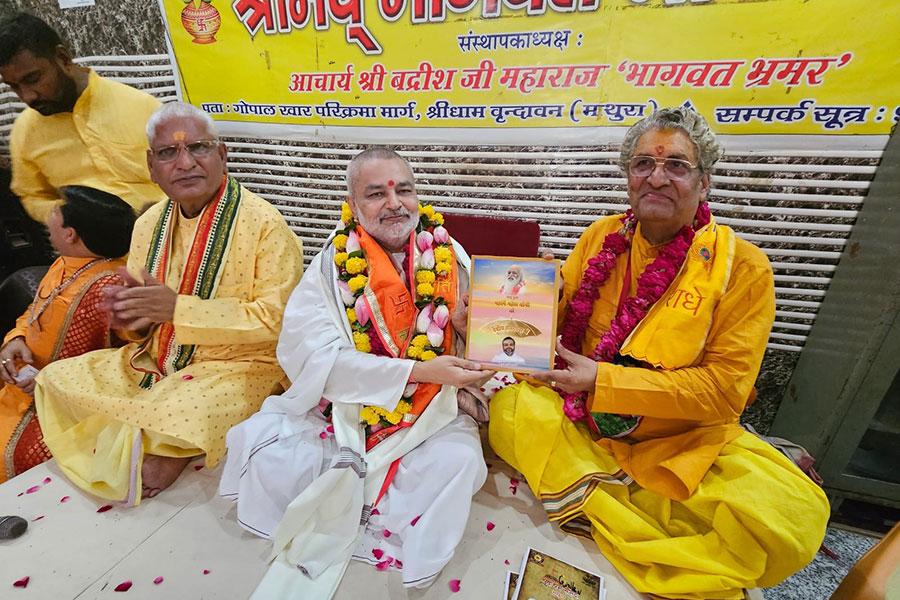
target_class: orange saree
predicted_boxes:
[1,256,123,481]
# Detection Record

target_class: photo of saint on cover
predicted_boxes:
[465,256,560,372]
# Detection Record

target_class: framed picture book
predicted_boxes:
[465,256,560,373]
[512,547,606,600]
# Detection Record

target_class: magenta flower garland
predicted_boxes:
[558,203,711,425]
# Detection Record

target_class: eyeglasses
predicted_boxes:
[151,139,219,162]
[628,155,698,180]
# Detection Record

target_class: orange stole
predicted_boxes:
[356,226,459,450]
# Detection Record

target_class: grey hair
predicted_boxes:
[617,107,723,174]
[145,101,217,147]
[346,147,413,194]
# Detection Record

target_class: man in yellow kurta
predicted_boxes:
[489,108,828,599]
[0,13,164,223]
[34,101,302,504]
[0,186,135,482]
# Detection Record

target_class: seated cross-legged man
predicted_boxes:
[221,148,493,598]
[0,186,135,482]
[34,102,302,503]
[489,108,829,600]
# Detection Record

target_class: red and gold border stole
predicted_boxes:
[137,176,241,388]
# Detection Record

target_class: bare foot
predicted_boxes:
[141,455,192,499]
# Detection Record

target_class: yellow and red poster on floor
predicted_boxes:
[158,0,900,140]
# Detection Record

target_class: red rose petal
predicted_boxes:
[326,425,334,433]
[410,515,421,526]
[16,492,23,497]
[202,569,210,575]
[382,529,392,538]
[25,485,40,494]
[60,496,71,503]
[193,465,203,471]
[370,508,380,516]
[395,559,403,568]
[449,579,461,593]
[42,477,52,484]
[372,548,384,560]
[13,576,30,588]
[318,431,327,439]
[153,576,164,585]
[32,515,44,521]
[114,580,132,592]
[97,504,113,513]
[181,374,194,381]
[486,521,495,531]
[504,559,510,565]
[375,559,391,571]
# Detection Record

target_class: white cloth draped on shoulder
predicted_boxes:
[220,240,486,598]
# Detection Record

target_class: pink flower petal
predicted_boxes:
[382,529,392,538]
[60,496,71,503]
[114,580,133,592]
[486,521,495,531]
[410,515,421,527]
[372,548,384,560]
[326,425,334,433]
[97,504,113,513]
[504,559,510,565]
[370,508,380,516]
[449,579,461,593]
[13,576,30,588]
[181,374,194,381]
[32,515,44,521]
[42,477,52,484]
[202,569,210,575]
[25,485,40,494]
[16,492,23,497]
[375,560,391,571]
[318,431,327,439]
[395,559,403,568]
[153,576,164,585]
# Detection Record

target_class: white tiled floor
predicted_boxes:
[1,456,644,599]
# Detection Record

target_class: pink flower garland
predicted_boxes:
[558,203,711,423]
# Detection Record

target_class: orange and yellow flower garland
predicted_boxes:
[333,201,453,429]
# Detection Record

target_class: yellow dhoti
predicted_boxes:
[35,345,283,503]
[489,383,829,600]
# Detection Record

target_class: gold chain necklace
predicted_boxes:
[27,258,113,327]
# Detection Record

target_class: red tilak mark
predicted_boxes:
[387,180,395,187]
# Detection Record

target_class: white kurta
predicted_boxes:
[220,240,486,597]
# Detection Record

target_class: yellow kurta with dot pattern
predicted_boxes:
[34,187,302,504]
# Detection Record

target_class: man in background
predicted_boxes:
[0,12,164,223]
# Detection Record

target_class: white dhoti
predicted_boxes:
[220,239,485,598]
[223,411,485,587]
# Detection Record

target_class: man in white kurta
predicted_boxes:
[220,149,491,598]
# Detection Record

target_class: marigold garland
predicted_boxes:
[558,203,711,434]
[333,201,453,431]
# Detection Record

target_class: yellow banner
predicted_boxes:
[160,0,900,135]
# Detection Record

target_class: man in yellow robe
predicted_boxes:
[489,108,829,599]
[0,186,135,482]
[34,101,302,503]
[0,13,164,223]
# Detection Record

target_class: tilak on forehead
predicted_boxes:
[172,131,187,142]
[387,179,395,187]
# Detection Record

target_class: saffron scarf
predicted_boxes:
[134,176,241,388]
